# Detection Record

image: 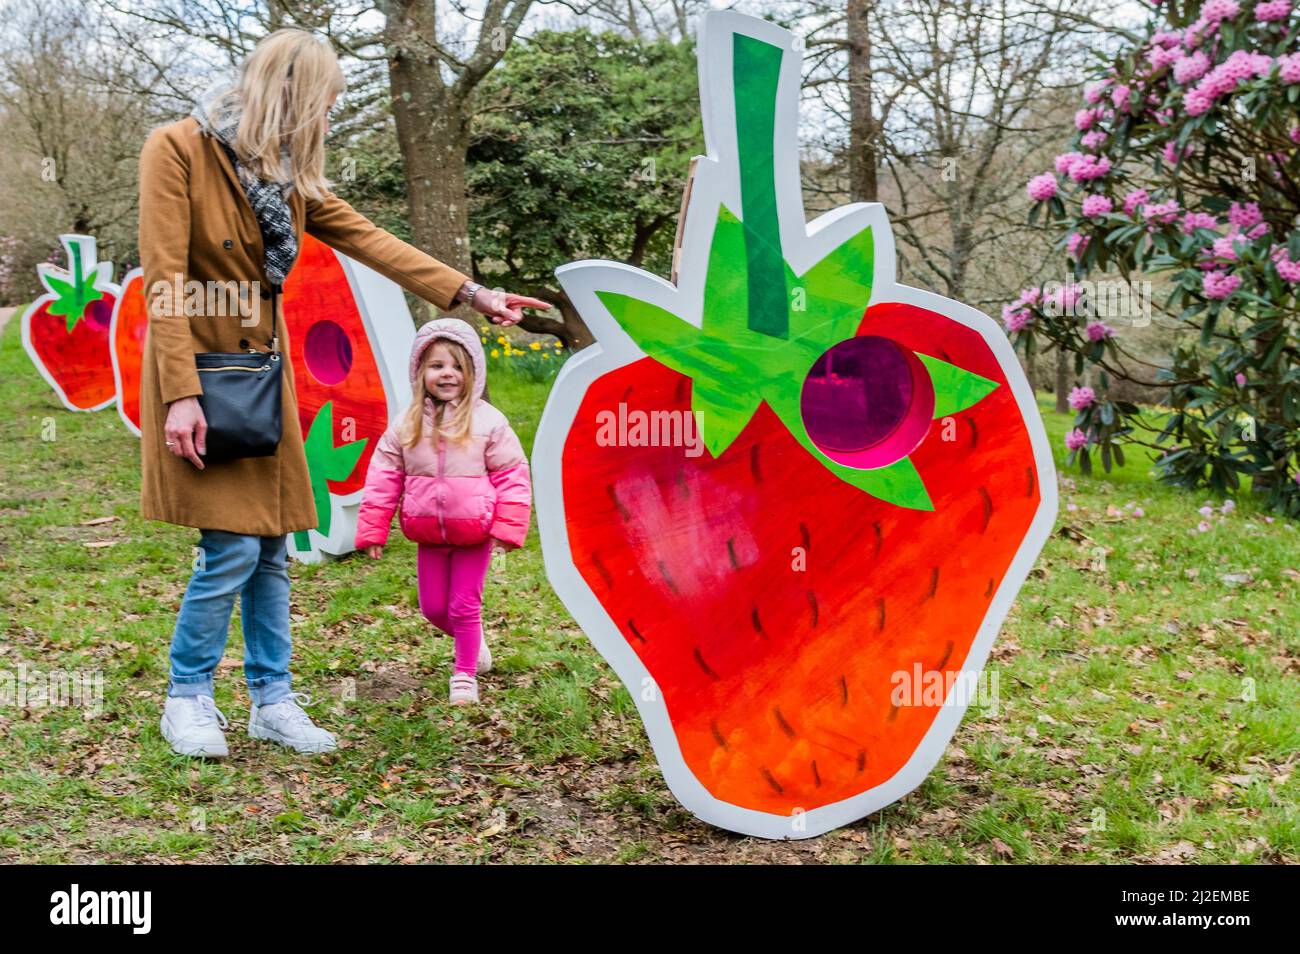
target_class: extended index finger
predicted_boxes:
[509,295,554,310]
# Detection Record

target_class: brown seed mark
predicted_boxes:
[693,647,719,680]
[606,483,630,520]
[978,486,993,533]
[711,720,728,749]
[761,767,784,795]
[773,707,796,739]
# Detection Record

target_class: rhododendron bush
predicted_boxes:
[1017,0,1300,515]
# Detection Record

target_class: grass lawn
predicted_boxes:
[0,311,1296,863]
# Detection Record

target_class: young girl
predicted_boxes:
[355,319,532,704]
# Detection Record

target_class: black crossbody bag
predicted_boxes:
[195,282,283,462]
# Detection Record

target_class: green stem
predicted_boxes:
[733,33,787,339]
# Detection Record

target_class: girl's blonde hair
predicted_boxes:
[402,339,476,449]
[232,28,346,202]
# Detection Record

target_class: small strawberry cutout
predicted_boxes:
[21,235,118,412]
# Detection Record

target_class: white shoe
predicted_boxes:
[248,691,337,753]
[477,634,492,674]
[449,672,479,705]
[160,694,230,757]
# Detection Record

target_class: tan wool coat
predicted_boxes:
[137,116,470,537]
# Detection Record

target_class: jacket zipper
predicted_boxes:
[436,436,448,542]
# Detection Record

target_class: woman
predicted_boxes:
[139,28,550,757]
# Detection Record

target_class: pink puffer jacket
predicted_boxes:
[354,319,532,550]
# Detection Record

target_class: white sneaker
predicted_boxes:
[160,694,230,757]
[248,691,337,753]
[449,672,479,705]
[477,634,492,674]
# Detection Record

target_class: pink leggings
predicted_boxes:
[417,540,493,674]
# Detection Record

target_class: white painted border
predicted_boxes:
[21,234,120,414]
[533,10,1058,839]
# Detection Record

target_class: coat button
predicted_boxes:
[239,339,249,350]
[223,239,233,249]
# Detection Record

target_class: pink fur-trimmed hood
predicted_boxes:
[408,318,487,400]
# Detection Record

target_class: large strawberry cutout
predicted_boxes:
[282,233,417,563]
[21,234,119,412]
[533,12,1057,839]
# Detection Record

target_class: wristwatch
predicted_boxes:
[456,279,484,305]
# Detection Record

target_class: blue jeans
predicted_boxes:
[167,529,293,706]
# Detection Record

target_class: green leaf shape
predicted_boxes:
[44,243,105,333]
[918,353,1000,418]
[296,400,368,551]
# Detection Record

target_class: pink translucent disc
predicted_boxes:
[800,335,934,470]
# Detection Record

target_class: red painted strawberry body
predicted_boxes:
[21,235,118,412]
[560,301,1039,817]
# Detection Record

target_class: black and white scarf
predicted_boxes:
[191,80,298,286]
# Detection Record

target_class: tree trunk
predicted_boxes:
[386,2,472,278]
[1055,347,1070,415]
[846,0,878,202]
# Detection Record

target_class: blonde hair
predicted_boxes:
[402,339,476,449]
[231,28,346,202]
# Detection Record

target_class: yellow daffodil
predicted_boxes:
[490,349,499,358]
[530,341,541,351]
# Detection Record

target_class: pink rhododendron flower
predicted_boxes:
[1123,189,1149,215]
[1084,82,1109,104]
[1002,305,1032,333]
[1027,173,1058,201]
[1151,30,1182,48]
[1255,0,1291,20]
[1174,51,1211,84]
[1228,201,1262,229]
[1065,429,1089,451]
[1111,84,1131,111]
[1081,130,1108,151]
[1144,199,1181,226]
[1202,270,1241,299]
[1208,234,1245,263]
[1164,141,1195,165]
[1280,54,1300,84]
[1082,194,1113,218]
[1044,283,1083,313]
[1182,211,1218,234]
[1075,108,1097,130]
[1017,286,1042,306]
[1055,151,1084,175]
[1069,386,1096,410]
[1235,372,1247,386]
[1271,246,1300,282]
[1069,154,1111,181]
[1086,322,1117,341]
[1149,46,1181,71]
[1201,0,1240,21]
[1067,232,1091,259]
